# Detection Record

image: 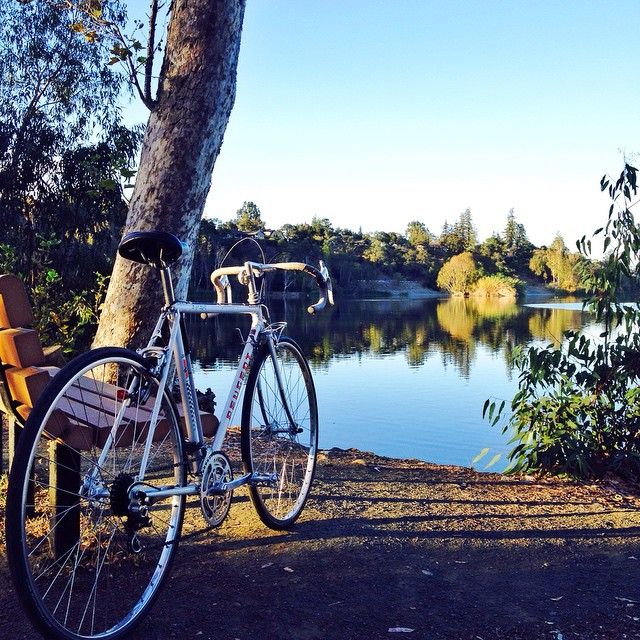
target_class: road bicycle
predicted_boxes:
[5,230,334,640]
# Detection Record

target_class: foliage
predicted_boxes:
[478,233,509,274]
[438,208,477,255]
[485,164,640,478]
[406,220,434,247]
[363,231,405,266]
[59,0,165,110]
[472,274,522,298]
[32,263,109,354]
[456,208,477,252]
[0,0,140,351]
[0,0,125,137]
[528,235,585,292]
[189,206,584,299]
[503,208,534,272]
[235,201,265,233]
[436,252,479,295]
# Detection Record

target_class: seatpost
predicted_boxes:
[159,266,176,306]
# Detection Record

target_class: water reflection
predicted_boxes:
[186,295,588,467]
[186,295,585,377]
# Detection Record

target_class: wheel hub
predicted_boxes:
[110,473,135,516]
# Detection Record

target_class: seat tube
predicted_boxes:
[173,322,204,449]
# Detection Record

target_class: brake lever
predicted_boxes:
[319,260,334,306]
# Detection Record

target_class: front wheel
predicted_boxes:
[6,347,186,640]
[241,337,318,529]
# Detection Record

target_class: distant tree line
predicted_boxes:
[190,202,591,300]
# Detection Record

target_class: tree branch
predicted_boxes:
[145,0,159,104]
[54,0,158,110]
[111,21,156,110]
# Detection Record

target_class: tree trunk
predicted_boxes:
[93,0,246,349]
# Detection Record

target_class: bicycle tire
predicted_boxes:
[241,337,318,529]
[6,347,186,640]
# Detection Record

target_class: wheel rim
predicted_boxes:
[15,355,184,639]
[247,341,317,523]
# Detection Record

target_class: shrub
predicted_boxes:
[485,164,640,478]
[472,274,522,298]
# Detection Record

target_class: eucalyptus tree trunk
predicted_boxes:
[93,0,246,349]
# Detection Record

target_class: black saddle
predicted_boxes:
[118,231,184,268]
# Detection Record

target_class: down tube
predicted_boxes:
[210,319,263,451]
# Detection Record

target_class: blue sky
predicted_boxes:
[126,0,640,248]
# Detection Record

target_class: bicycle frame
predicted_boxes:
[93,251,332,503]
[163,300,266,457]
[92,298,287,505]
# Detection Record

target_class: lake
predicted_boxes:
[189,294,593,470]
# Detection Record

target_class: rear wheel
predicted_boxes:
[241,337,318,529]
[6,347,186,640]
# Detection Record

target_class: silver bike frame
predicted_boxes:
[134,301,267,482]
[94,252,331,498]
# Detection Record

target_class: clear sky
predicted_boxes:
[126,0,640,249]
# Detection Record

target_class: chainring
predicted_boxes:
[200,451,233,527]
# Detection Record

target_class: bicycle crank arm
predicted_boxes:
[205,471,278,495]
[138,483,200,504]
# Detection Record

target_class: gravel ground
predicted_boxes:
[1,448,639,640]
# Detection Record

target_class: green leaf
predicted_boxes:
[485,453,502,469]
[472,448,489,464]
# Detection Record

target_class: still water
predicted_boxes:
[189,295,592,470]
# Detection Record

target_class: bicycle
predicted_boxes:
[5,230,334,640]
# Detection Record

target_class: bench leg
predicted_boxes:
[6,415,35,515]
[1,414,4,475]
[7,414,20,469]
[48,442,81,559]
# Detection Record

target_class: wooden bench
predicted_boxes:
[1,273,218,556]
[0,274,219,465]
[0,274,64,473]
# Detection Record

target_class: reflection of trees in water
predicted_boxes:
[184,297,587,380]
[527,308,583,346]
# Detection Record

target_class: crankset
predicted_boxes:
[200,451,233,527]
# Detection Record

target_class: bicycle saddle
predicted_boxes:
[118,231,184,267]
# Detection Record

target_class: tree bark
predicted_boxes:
[93,0,246,349]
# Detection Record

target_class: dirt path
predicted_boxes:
[1,449,639,640]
